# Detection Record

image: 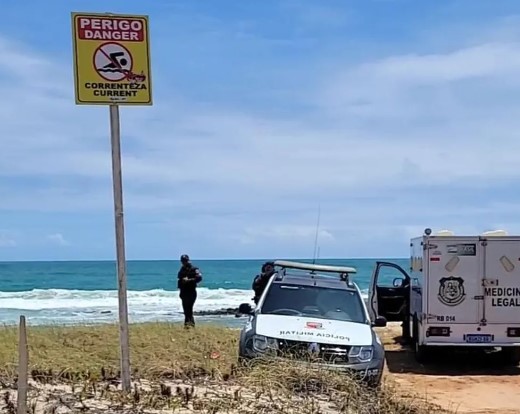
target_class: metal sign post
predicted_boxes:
[17,315,28,414]
[109,103,131,391]
[71,11,153,392]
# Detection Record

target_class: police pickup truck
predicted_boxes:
[236,260,387,387]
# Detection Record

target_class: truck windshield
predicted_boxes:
[260,284,367,324]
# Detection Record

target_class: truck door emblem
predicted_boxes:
[438,276,466,306]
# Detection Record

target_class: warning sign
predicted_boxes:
[71,12,152,105]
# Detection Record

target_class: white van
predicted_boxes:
[368,228,520,364]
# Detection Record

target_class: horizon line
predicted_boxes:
[0,256,408,264]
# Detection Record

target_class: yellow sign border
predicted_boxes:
[71,11,153,106]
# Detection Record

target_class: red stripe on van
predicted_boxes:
[430,257,440,261]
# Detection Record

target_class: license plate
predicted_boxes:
[465,334,493,343]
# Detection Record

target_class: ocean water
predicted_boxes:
[0,258,408,327]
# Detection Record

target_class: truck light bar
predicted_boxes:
[273,260,357,285]
[426,327,451,337]
[507,327,520,337]
[273,260,357,274]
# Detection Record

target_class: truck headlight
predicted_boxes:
[252,335,279,352]
[348,346,373,363]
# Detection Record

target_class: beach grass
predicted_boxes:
[0,322,450,413]
[0,322,239,382]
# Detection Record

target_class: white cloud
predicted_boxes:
[279,1,353,29]
[1,36,518,197]
[46,233,69,246]
[321,42,520,123]
[2,17,520,258]
[354,42,520,84]
[237,226,335,245]
[0,231,16,248]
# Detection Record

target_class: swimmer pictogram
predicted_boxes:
[93,42,146,82]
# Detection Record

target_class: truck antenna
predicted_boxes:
[312,205,321,265]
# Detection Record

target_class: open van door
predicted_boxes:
[368,261,411,338]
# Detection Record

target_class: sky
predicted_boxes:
[1,0,520,261]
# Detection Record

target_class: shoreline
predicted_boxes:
[0,315,248,330]
[0,297,372,327]
[0,302,370,328]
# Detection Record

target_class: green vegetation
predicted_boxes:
[0,322,449,413]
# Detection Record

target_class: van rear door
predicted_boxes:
[482,238,520,324]
[426,238,481,325]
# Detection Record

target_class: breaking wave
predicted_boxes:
[0,288,368,326]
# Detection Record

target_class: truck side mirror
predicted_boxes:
[393,278,404,288]
[238,303,254,315]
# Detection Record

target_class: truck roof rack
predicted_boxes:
[273,260,357,287]
[273,260,357,274]
[274,260,357,288]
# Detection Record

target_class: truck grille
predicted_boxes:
[277,339,351,364]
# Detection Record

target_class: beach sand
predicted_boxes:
[0,322,519,413]
[377,323,520,414]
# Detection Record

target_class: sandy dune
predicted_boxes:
[377,323,520,414]
[2,322,519,413]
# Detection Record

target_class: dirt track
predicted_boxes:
[377,324,520,414]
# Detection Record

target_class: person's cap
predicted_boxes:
[180,254,190,262]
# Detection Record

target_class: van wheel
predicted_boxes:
[412,314,429,364]
[500,347,520,366]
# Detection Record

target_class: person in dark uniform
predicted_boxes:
[252,261,276,305]
[177,254,203,328]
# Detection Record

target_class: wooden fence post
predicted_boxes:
[17,315,28,414]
